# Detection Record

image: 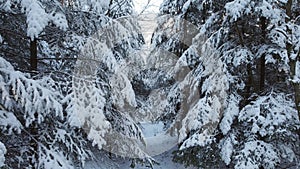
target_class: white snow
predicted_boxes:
[65,79,110,149]
[225,0,285,25]
[0,57,64,127]
[0,110,23,134]
[235,141,280,169]
[50,12,68,31]
[219,134,237,165]
[238,92,298,136]
[295,61,300,83]
[140,122,164,137]
[85,122,198,168]
[220,94,240,135]
[0,142,6,167]
[140,122,177,156]
[118,147,197,169]
[21,0,49,40]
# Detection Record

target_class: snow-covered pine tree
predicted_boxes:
[63,0,152,164]
[0,56,91,168]
[1,0,149,168]
[151,0,300,168]
[0,0,68,71]
[219,1,300,168]
[0,1,89,168]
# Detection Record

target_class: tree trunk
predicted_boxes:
[285,0,292,22]
[246,63,253,96]
[260,17,267,92]
[30,38,39,168]
[30,38,38,71]
[260,54,265,91]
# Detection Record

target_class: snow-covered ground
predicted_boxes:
[133,122,196,169]
[118,147,197,169]
[140,122,177,156]
[85,122,196,169]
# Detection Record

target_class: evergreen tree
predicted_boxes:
[150,0,300,168]
[0,0,148,168]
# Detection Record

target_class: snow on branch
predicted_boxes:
[38,144,73,169]
[0,142,6,168]
[225,0,285,24]
[64,77,110,149]
[0,110,23,134]
[239,91,299,137]
[18,0,68,40]
[235,141,280,169]
[0,57,63,127]
[175,33,230,149]
[21,0,49,40]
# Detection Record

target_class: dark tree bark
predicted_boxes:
[260,17,267,92]
[246,64,253,96]
[285,0,292,22]
[30,38,39,168]
[30,38,38,71]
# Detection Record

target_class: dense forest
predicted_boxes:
[0,0,300,168]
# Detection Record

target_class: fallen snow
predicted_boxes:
[140,122,177,156]
[85,122,197,169]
